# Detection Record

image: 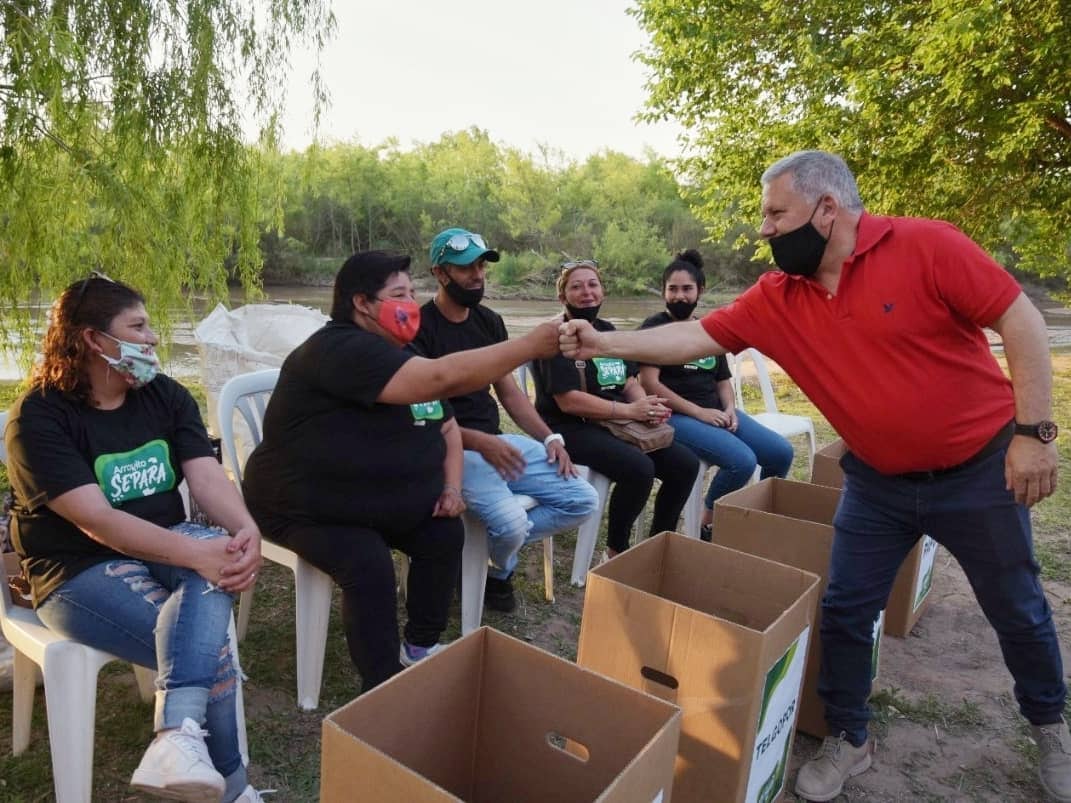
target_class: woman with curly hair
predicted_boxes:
[4,274,265,802]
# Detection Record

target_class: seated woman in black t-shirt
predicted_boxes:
[532,261,699,557]
[5,275,264,802]
[241,251,561,692]
[638,250,794,540]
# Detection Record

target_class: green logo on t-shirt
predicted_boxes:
[410,400,444,424]
[686,356,717,371]
[94,439,175,506]
[592,357,627,388]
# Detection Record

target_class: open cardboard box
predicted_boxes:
[577,531,820,803]
[713,478,886,737]
[321,626,681,802]
[810,439,938,637]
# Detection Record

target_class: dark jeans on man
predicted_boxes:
[560,422,699,553]
[821,446,1066,745]
[263,514,463,691]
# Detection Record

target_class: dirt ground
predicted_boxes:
[507,533,1068,803]
[786,546,1068,802]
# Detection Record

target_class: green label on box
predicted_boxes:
[746,627,809,803]
[912,535,938,611]
[871,609,885,681]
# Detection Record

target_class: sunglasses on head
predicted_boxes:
[560,259,599,272]
[436,232,487,265]
[71,270,117,318]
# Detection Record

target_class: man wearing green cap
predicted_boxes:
[410,227,599,612]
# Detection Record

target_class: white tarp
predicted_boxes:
[194,302,327,433]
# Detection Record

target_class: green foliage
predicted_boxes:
[0,0,334,348]
[263,131,748,294]
[632,0,1071,279]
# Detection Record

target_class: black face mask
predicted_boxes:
[768,200,831,278]
[565,303,601,322]
[442,276,484,308]
[665,300,698,321]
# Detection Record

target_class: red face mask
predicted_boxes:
[377,297,421,344]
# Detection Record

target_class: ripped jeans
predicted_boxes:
[36,522,245,785]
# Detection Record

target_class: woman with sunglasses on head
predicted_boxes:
[531,261,699,558]
[4,275,265,802]
[241,251,562,691]
[638,250,794,540]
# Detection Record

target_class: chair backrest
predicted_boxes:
[215,369,280,492]
[515,361,534,401]
[730,349,780,415]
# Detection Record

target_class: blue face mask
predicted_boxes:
[98,332,161,388]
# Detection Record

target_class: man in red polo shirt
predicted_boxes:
[559,150,1065,802]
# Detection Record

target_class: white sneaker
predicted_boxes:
[399,640,444,667]
[130,717,225,802]
[234,784,276,802]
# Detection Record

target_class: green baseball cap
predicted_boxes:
[429,227,500,267]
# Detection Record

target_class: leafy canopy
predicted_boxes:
[632,0,1071,277]
[0,0,333,353]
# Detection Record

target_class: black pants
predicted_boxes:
[264,514,463,691]
[562,423,699,553]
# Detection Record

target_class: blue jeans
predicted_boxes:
[669,409,795,507]
[462,434,599,580]
[821,449,1066,746]
[36,522,246,789]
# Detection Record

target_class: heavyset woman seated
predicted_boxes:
[241,251,560,690]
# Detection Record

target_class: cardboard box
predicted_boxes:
[713,479,885,738]
[809,439,938,638]
[577,531,821,803]
[321,627,681,803]
[884,534,939,637]
[809,438,848,490]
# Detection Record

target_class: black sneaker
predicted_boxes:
[484,574,516,613]
[700,524,713,543]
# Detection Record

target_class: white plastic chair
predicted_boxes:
[459,496,541,635]
[0,411,247,801]
[559,466,613,587]
[681,460,713,540]
[731,349,817,476]
[216,368,333,712]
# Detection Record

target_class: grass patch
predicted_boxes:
[871,686,988,732]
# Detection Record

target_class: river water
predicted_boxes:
[4,284,1071,381]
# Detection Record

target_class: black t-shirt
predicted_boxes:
[408,301,506,435]
[639,311,732,410]
[5,375,214,604]
[534,319,636,430]
[242,320,453,535]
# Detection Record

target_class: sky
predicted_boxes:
[272,0,683,161]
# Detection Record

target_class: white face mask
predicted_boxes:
[98,332,161,388]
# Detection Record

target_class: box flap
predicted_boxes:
[321,629,486,800]
[472,629,679,803]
